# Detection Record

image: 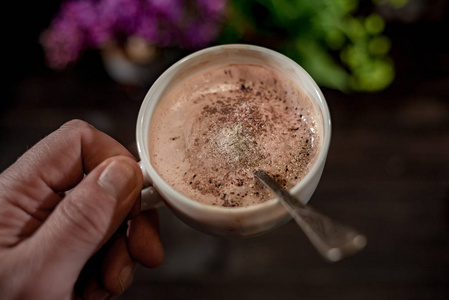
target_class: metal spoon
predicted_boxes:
[254,170,366,262]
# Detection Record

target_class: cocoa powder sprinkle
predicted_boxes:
[151,64,319,208]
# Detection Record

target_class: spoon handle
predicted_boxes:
[254,170,366,262]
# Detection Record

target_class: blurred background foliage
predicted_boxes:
[219,0,409,92]
[41,0,412,93]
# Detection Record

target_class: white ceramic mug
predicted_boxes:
[136,44,331,237]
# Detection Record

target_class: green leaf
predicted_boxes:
[365,14,385,34]
[292,38,349,91]
[349,58,395,91]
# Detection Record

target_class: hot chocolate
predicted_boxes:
[149,64,321,207]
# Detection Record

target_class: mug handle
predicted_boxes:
[138,161,164,210]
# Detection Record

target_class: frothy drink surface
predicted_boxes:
[149,64,321,207]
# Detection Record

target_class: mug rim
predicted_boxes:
[136,44,331,214]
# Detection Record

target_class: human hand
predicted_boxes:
[0,120,164,299]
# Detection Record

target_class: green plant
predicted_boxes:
[220,0,402,92]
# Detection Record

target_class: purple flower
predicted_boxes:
[197,0,227,17]
[98,0,143,36]
[148,0,183,23]
[42,22,83,69]
[180,20,220,49]
[41,0,228,68]
[41,0,100,68]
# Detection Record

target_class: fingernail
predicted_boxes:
[119,263,136,292]
[99,160,136,201]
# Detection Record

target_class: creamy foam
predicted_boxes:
[149,64,321,207]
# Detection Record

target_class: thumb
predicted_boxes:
[27,156,142,277]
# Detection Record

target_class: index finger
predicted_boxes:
[1,119,137,197]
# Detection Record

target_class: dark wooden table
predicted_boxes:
[2,9,448,300]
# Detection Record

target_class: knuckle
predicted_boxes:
[58,119,97,142]
[60,119,95,133]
